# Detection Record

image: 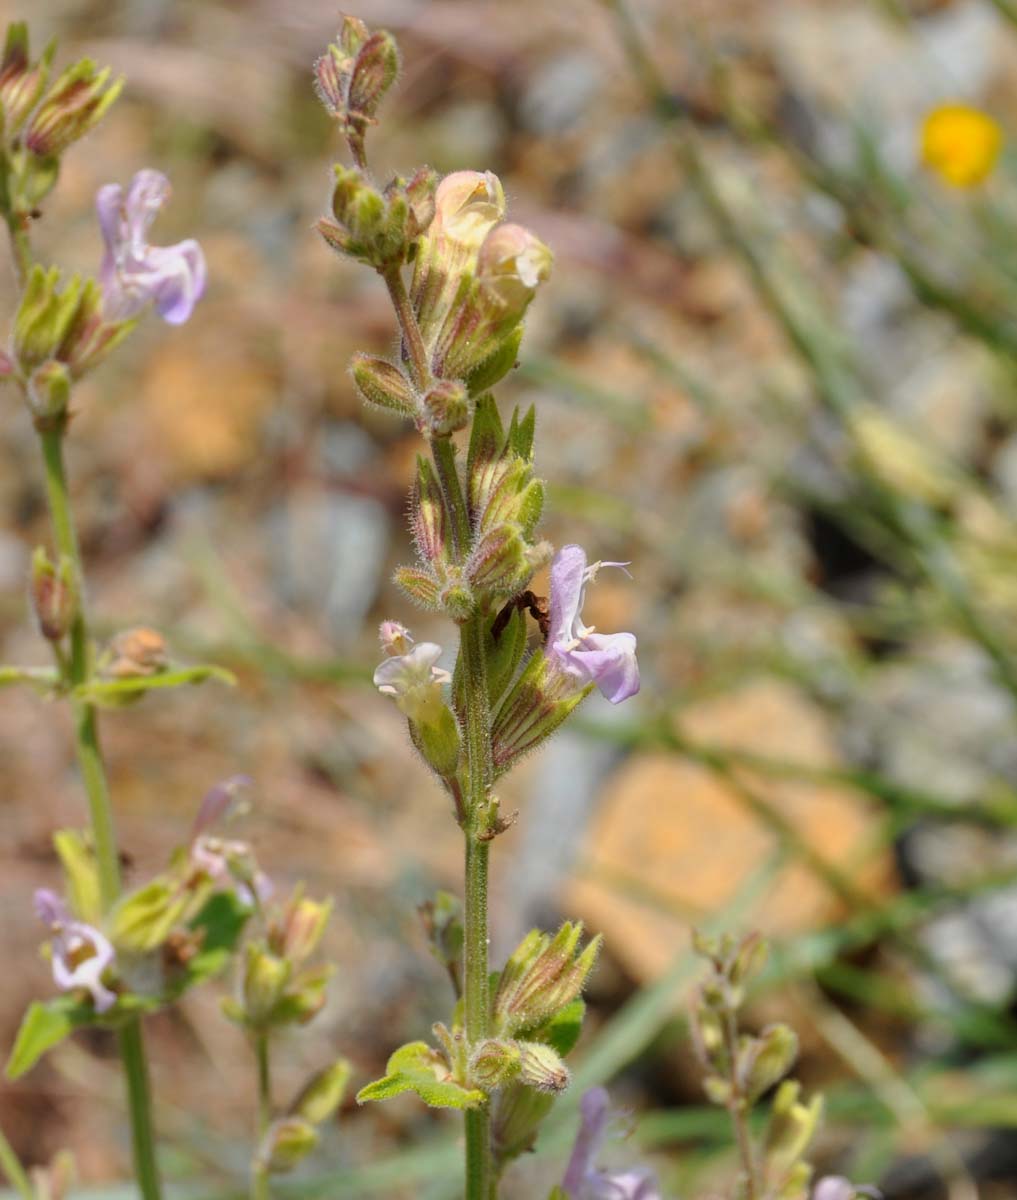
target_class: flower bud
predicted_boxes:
[766,1081,824,1171]
[469,1038,522,1091]
[283,964,333,1025]
[29,547,76,641]
[422,379,470,436]
[439,576,475,621]
[517,1042,569,1093]
[103,627,169,678]
[404,165,438,239]
[13,267,82,373]
[258,1117,319,1173]
[0,22,54,137]
[379,620,414,657]
[350,352,416,416]
[24,58,122,158]
[291,1058,351,1125]
[494,923,601,1036]
[26,360,71,427]
[111,874,207,954]
[347,31,399,123]
[243,943,292,1024]
[269,887,332,966]
[319,166,413,269]
[466,523,532,600]
[738,1023,798,1103]
[394,565,441,610]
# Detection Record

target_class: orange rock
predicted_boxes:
[566,680,894,983]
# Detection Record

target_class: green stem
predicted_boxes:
[382,267,431,391]
[721,1007,760,1200]
[460,614,494,1198]
[0,1123,33,1200]
[36,424,163,1200]
[251,1035,272,1200]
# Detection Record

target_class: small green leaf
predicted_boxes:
[163,890,252,1001]
[356,1041,485,1110]
[74,665,235,706]
[6,997,95,1079]
[486,606,527,708]
[508,403,536,460]
[536,998,585,1059]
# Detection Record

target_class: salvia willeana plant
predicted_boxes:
[0,21,347,1200]
[311,14,640,1197]
[0,14,882,1200]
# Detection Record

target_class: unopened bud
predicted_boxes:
[350,353,416,416]
[24,59,122,158]
[394,565,441,610]
[467,524,532,599]
[52,829,101,925]
[404,165,437,239]
[30,546,76,640]
[284,964,333,1025]
[379,620,414,657]
[104,627,169,678]
[494,922,600,1036]
[738,1024,798,1103]
[765,1080,824,1170]
[414,703,461,777]
[422,379,470,436]
[517,1042,569,1093]
[491,651,592,774]
[291,1058,351,1124]
[269,888,332,966]
[347,31,399,122]
[13,267,81,373]
[470,1038,522,1091]
[258,1117,319,1173]
[0,22,54,137]
[439,579,474,621]
[26,360,71,427]
[243,943,292,1024]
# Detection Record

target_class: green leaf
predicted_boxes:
[74,665,235,706]
[164,890,252,1000]
[356,1041,485,1110]
[537,998,586,1059]
[6,997,98,1079]
[466,394,505,478]
[508,404,536,460]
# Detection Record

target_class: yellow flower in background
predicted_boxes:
[921,103,1003,188]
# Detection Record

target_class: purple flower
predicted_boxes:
[34,888,117,1013]
[562,1088,659,1200]
[548,545,639,704]
[813,1178,881,1200]
[190,836,272,909]
[96,169,206,325]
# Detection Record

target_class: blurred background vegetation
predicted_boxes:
[6,0,1017,1196]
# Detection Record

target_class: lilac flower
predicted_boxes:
[96,169,206,325]
[548,545,639,704]
[191,835,272,909]
[562,1088,659,1200]
[813,1178,881,1200]
[378,619,414,657]
[374,640,451,724]
[34,888,117,1013]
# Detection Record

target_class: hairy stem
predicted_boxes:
[251,1035,272,1200]
[37,425,163,1200]
[721,1006,760,1200]
[460,613,494,1199]
[383,267,430,391]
